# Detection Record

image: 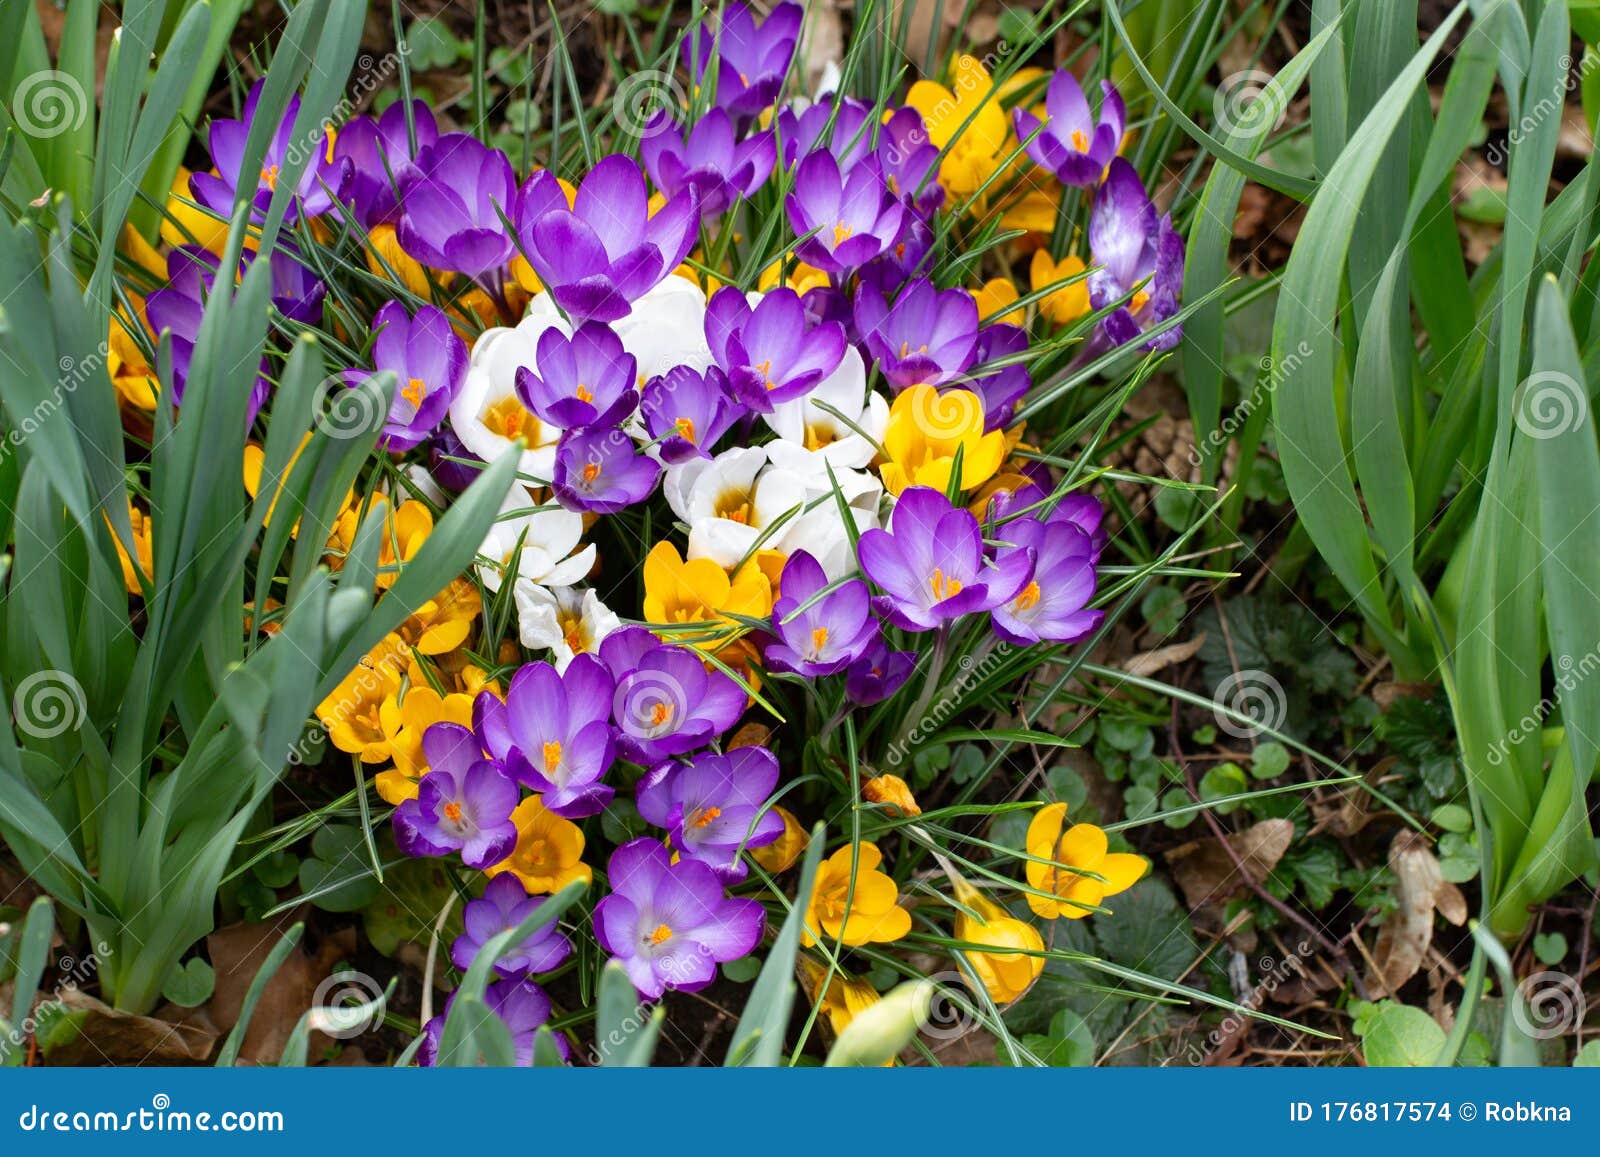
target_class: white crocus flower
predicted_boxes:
[774,466,885,579]
[763,347,886,476]
[450,316,570,483]
[515,583,621,670]
[477,484,595,592]
[666,446,809,570]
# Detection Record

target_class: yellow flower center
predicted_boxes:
[810,626,830,654]
[650,700,674,727]
[674,416,697,443]
[1013,581,1041,612]
[1070,129,1090,152]
[1131,289,1151,314]
[582,461,602,484]
[649,923,674,945]
[575,383,593,403]
[402,377,427,407]
[542,740,563,774]
[898,340,928,360]
[832,221,854,246]
[690,805,722,829]
[260,164,280,190]
[559,613,585,654]
[443,800,464,824]
[715,489,754,524]
[483,394,538,441]
[929,568,962,601]
[803,422,837,451]
[755,358,777,391]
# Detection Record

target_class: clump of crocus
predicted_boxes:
[1025,803,1146,919]
[392,722,519,869]
[635,746,786,881]
[515,156,699,322]
[682,0,803,124]
[594,839,766,999]
[1012,71,1126,187]
[348,301,467,451]
[764,550,877,676]
[451,874,574,976]
[857,486,1032,632]
[802,842,913,947]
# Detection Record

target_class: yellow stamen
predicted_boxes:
[690,805,722,829]
[443,800,464,824]
[1131,289,1151,314]
[575,383,593,403]
[402,377,427,407]
[649,923,674,945]
[810,626,830,654]
[650,701,674,727]
[1070,129,1090,152]
[756,358,776,392]
[560,614,584,655]
[1013,581,1041,612]
[929,568,963,601]
[483,395,537,440]
[582,461,601,484]
[674,416,697,443]
[260,164,280,191]
[542,740,563,774]
[832,221,854,246]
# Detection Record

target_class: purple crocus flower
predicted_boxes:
[393,723,519,868]
[431,427,487,492]
[764,550,876,677]
[984,482,1108,559]
[515,156,700,323]
[450,874,575,976]
[192,80,350,223]
[989,518,1102,646]
[857,211,933,294]
[844,633,917,706]
[854,278,978,390]
[419,977,566,1067]
[1013,72,1126,188]
[967,323,1032,430]
[259,248,326,325]
[682,1,803,124]
[145,246,271,418]
[877,106,944,215]
[552,426,661,514]
[641,108,775,219]
[704,286,847,412]
[856,486,1033,632]
[594,839,765,999]
[1088,158,1185,351]
[348,300,467,452]
[777,96,875,170]
[501,656,617,818]
[640,365,741,463]
[515,322,638,430]
[397,133,519,286]
[785,150,905,275]
[635,747,785,882]
[336,99,439,229]
[601,630,747,763]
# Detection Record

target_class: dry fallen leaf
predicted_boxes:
[206,917,354,1065]
[44,988,218,1065]
[1166,818,1295,911]
[1122,632,1206,679]
[1369,830,1467,996]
